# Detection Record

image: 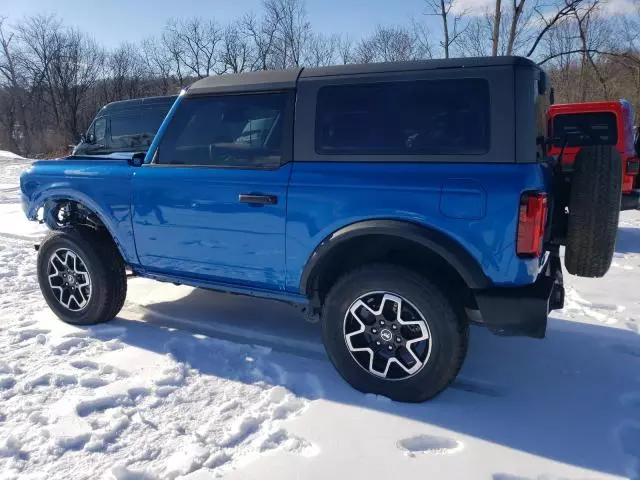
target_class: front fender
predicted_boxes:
[20,161,138,265]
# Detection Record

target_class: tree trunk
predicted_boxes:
[441,0,450,58]
[492,0,502,56]
[507,0,525,55]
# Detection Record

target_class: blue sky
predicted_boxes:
[3,0,433,48]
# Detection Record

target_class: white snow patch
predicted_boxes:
[0,150,24,159]
[0,156,639,480]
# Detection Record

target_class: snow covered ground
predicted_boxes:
[1,154,639,480]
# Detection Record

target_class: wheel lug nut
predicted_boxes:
[376,341,381,346]
[380,321,385,326]
[372,328,377,334]
[391,325,397,330]
[387,345,393,351]
[396,337,402,342]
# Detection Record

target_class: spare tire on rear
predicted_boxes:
[565,145,621,278]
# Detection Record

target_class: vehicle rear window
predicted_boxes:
[315,78,490,156]
[156,93,288,168]
[552,112,617,147]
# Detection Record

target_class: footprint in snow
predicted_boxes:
[69,359,100,371]
[260,428,319,457]
[9,328,50,344]
[397,434,463,457]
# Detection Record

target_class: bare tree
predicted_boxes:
[243,11,280,70]
[161,28,186,86]
[165,17,223,78]
[107,42,145,101]
[337,34,355,64]
[265,0,311,68]
[303,32,338,67]
[141,37,175,94]
[353,24,433,64]
[49,28,104,141]
[425,0,467,58]
[572,0,612,99]
[506,0,527,54]
[1,1,639,156]
[411,19,435,59]
[0,17,26,154]
[526,0,585,57]
[221,21,252,73]
[456,13,491,56]
[17,15,65,124]
[374,25,419,62]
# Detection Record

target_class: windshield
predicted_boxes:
[552,112,617,147]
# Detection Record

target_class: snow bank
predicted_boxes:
[0,150,24,160]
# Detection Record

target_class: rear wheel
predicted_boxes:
[565,145,622,277]
[322,264,468,402]
[37,228,127,325]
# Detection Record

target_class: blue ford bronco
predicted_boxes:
[20,57,622,402]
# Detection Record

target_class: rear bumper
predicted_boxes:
[473,253,564,339]
[621,190,640,211]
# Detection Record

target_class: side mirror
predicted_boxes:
[549,87,555,106]
[128,152,145,167]
[87,133,96,144]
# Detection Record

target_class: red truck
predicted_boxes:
[548,99,640,210]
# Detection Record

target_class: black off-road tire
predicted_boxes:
[565,145,622,278]
[37,228,127,325]
[322,264,468,403]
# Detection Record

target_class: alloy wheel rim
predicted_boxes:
[343,291,432,381]
[47,248,92,312]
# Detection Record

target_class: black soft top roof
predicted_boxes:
[186,56,538,96]
[100,95,177,115]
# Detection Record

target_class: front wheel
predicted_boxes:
[321,264,468,402]
[37,228,127,325]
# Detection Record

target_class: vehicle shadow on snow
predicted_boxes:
[616,226,640,254]
[73,287,640,477]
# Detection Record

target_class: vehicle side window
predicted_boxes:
[93,117,107,143]
[156,93,287,168]
[140,109,169,147]
[110,113,142,150]
[552,112,617,147]
[315,78,490,156]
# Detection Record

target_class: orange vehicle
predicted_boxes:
[548,99,640,210]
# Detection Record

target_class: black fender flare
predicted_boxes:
[300,219,491,295]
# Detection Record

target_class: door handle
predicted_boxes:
[238,194,278,205]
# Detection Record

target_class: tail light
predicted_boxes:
[517,192,548,257]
